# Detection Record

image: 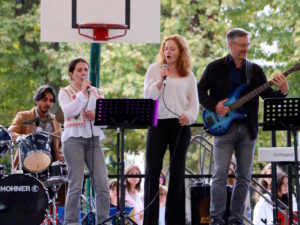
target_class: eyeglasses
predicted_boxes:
[160,193,167,196]
[232,42,251,49]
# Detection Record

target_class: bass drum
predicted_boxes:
[0,174,49,225]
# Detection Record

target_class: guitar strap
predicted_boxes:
[245,59,253,85]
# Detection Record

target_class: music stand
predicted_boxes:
[95,98,158,225]
[263,97,300,225]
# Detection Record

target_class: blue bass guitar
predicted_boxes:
[202,63,300,136]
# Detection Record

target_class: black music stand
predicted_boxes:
[263,97,300,225]
[95,98,158,225]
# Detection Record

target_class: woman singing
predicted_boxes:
[59,58,110,225]
[143,34,199,225]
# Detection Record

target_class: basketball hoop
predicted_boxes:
[77,23,128,41]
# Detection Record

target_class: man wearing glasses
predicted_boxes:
[197,28,289,225]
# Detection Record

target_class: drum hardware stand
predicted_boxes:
[7,140,15,174]
[16,137,24,171]
[44,184,62,225]
[94,99,158,225]
[263,97,300,225]
[81,175,96,225]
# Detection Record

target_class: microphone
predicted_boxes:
[83,76,90,94]
[162,64,168,83]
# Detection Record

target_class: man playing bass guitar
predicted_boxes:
[197,28,289,225]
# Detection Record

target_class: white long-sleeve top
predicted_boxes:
[58,89,104,143]
[144,63,199,124]
[125,190,144,225]
[253,194,297,225]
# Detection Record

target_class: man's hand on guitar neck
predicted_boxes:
[216,98,229,116]
[271,74,289,95]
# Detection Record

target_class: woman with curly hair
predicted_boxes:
[143,34,199,225]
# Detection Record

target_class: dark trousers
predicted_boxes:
[143,119,191,225]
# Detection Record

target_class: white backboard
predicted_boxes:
[41,0,160,43]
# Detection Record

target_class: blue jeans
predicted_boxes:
[63,136,110,225]
[210,123,256,224]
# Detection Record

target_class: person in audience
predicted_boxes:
[159,185,168,225]
[109,179,119,208]
[253,163,273,203]
[160,171,167,186]
[253,171,297,225]
[125,164,144,225]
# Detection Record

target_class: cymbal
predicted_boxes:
[23,117,53,126]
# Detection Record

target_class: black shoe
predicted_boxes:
[210,218,225,225]
[228,219,243,225]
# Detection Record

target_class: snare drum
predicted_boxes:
[0,174,49,225]
[32,161,68,187]
[19,133,52,172]
[44,161,68,187]
[0,125,13,158]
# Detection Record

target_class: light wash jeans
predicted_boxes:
[63,136,110,225]
[210,123,256,224]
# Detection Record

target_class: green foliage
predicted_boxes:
[0,0,300,176]
[0,1,88,126]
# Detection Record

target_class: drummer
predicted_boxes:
[8,85,64,169]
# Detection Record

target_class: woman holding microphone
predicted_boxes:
[59,58,109,225]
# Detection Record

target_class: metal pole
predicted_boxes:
[292,129,300,223]
[271,130,279,225]
[88,43,101,225]
[89,43,101,88]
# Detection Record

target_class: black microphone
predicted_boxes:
[83,76,90,95]
[162,64,168,82]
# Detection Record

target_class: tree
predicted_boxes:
[0,0,299,175]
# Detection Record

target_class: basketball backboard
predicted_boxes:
[41,0,160,43]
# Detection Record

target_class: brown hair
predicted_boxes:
[109,178,118,189]
[276,171,288,196]
[125,164,142,192]
[68,58,89,74]
[254,163,283,202]
[157,34,192,77]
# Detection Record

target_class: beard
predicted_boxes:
[38,106,50,115]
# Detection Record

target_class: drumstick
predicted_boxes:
[39,130,61,139]
[51,129,63,135]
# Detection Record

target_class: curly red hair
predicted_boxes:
[157,34,193,77]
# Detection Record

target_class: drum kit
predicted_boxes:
[0,120,68,225]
